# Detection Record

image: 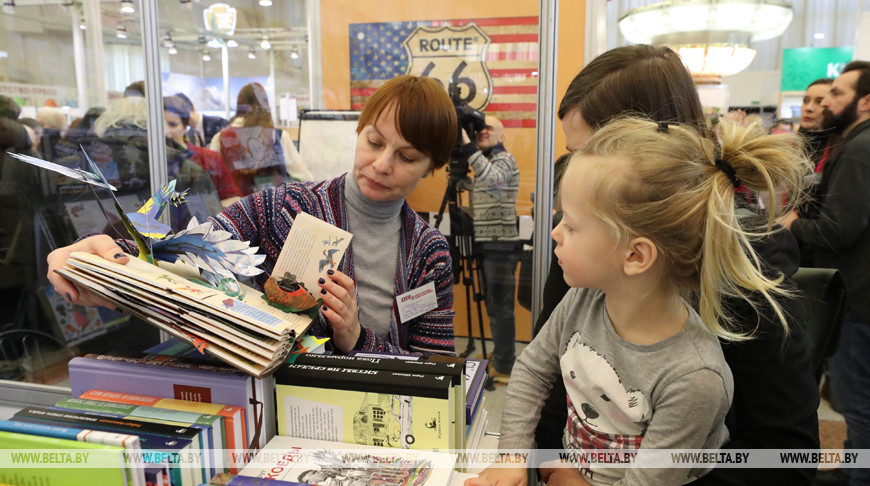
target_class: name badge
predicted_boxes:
[396,282,438,323]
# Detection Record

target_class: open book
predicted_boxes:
[56,212,352,377]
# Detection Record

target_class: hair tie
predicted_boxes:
[657,121,669,133]
[715,158,741,188]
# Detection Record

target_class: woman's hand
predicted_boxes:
[46,234,129,308]
[465,466,527,486]
[317,269,362,353]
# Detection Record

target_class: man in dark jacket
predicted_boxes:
[780,60,870,486]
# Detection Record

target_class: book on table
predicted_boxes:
[289,352,467,449]
[9,407,200,486]
[275,362,455,452]
[0,429,135,486]
[0,419,148,486]
[52,395,225,479]
[237,435,457,485]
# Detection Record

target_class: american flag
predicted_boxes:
[349,17,539,128]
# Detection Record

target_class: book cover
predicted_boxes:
[68,355,270,452]
[80,389,246,474]
[0,419,147,486]
[238,436,456,485]
[14,406,206,485]
[77,351,276,451]
[465,359,488,424]
[288,352,466,448]
[54,396,222,479]
[275,363,453,450]
[209,471,310,485]
[10,408,197,486]
[0,430,130,486]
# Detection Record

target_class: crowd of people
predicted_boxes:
[23,46,870,486]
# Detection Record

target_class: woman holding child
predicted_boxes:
[46,75,457,357]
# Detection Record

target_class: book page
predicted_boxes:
[271,211,352,298]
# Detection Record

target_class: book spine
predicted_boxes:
[228,475,311,486]
[275,363,451,399]
[290,353,464,385]
[15,407,200,440]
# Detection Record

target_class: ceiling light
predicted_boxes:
[290,48,299,59]
[260,37,271,50]
[618,0,792,77]
[120,0,135,14]
[168,45,178,55]
[202,50,211,62]
[180,0,192,9]
[79,19,86,30]
[2,1,14,15]
[163,31,173,47]
[226,39,239,48]
[814,33,825,40]
[259,0,272,5]
[116,22,128,39]
[247,48,256,59]
[207,38,222,48]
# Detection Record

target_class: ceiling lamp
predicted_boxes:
[618,0,793,77]
[202,50,211,62]
[260,37,271,50]
[259,0,273,5]
[290,48,299,59]
[226,39,239,48]
[120,0,135,14]
[247,48,257,59]
[116,22,128,39]
[3,1,14,15]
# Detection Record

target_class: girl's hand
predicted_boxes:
[317,269,362,353]
[465,466,527,486]
[46,234,129,308]
[540,465,590,486]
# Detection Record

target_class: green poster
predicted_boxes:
[781,47,854,92]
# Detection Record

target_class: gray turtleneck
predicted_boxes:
[344,175,403,338]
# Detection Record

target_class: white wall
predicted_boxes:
[720,70,783,107]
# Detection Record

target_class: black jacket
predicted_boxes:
[793,118,870,323]
[533,222,819,485]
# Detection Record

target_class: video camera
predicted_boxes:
[448,83,485,179]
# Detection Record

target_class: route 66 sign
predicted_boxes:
[402,22,493,111]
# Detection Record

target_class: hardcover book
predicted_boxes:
[237,436,457,485]
[0,430,131,486]
[275,363,454,451]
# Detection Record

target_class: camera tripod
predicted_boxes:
[434,175,489,363]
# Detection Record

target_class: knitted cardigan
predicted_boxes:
[212,174,456,356]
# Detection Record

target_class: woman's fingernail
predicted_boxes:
[318,278,325,284]
[322,305,328,311]
[113,253,125,259]
[327,269,334,275]
[65,293,72,302]
[320,289,327,295]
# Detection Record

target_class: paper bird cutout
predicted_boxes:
[7,147,265,292]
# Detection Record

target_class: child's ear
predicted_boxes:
[623,237,657,276]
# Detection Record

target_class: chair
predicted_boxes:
[790,267,847,379]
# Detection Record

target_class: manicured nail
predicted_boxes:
[320,289,327,295]
[113,253,125,259]
[65,293,72,302]
[318,278,325,284]
[327,269,334,275]
[321,305,328,311]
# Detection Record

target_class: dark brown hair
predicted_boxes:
[231,82,274,128]
[842,60,870,99]
[558,45,708,137]
[807,77,834,89]
[357,75,457,169]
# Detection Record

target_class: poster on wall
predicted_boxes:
[349,17,538,128]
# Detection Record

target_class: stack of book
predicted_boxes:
[464,358,489,450]
[275,352,468,455]
[56,252,313,377]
